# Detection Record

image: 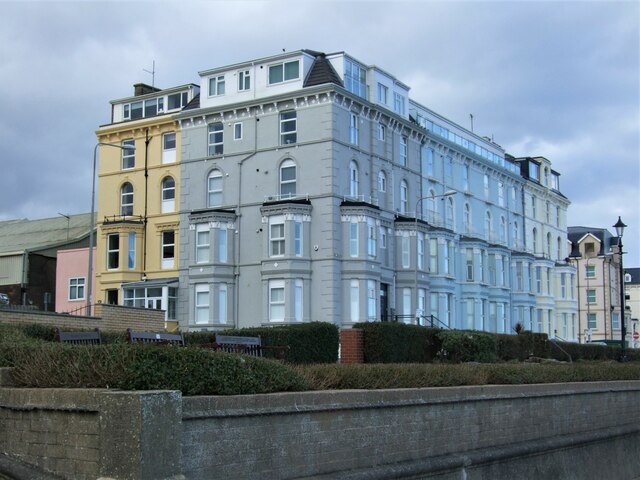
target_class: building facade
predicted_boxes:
[158,49,577,336]
[626,268,640,348]
[568,226,627,344]
[95,83,199,328]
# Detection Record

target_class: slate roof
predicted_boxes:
[182,93,200,111]
[303,52,344,88]
[0,213,94,255]
[567,226,617,257]
[626,267,640,284]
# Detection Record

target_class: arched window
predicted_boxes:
[121,183,133,216]
[533,228,538,253]
[485,211,492,238]
[208,170,223,207]
[161,176,175,213]
[445,197,454,228]
[463,203,471,234]
[280,159,296,198]
[557,236,562,260]
[546,232,552,258]
[513,221,519,247]
[500,216,507,244]
[399,180,408,214]
[349,160,359,198]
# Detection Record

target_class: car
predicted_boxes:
[0,293,9,305]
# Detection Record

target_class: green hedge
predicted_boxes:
[4,343,310,395]
[437,330,497,363]
[297,362,640,390]
[185,322,340,364]
[353,322,440,363]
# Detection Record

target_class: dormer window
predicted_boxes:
[344,58,366,98]
[209,76,225,96]
[123,97,164,120]
[268,60,299,85]
[238,70,251,91]
[168,92,188,110]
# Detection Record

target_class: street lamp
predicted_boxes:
[613,216,627,361]
[86,142,136,316]
[414,190,457,326]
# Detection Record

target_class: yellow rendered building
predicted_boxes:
[95,83,199,328]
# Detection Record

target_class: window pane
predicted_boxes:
[269,65,283,84]
[284,60,299,80]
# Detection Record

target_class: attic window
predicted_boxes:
[585,242,595,254]
[268,61,299,85]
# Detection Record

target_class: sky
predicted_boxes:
[0,1,638,265]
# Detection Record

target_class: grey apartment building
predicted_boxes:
[172,49,576,336]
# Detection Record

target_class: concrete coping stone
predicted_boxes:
[182,381,640,419]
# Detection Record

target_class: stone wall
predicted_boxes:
[1,380,638,479]
[0,303,165,332]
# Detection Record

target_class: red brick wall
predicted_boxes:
[340,329,364,364]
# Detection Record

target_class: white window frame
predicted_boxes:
[349,160,359,198]
[349,222,359,257]
[161,176,175,213]
[268,60,300,85]
[269,280,286,322]
[121,183,134,216]
[294,221,302,257]
[377,83,388,104]
[218,284,228,324]
[127,232,136,270]
[195,284,210,324]
[270,219,285,257]
[218,226,227,263]
[162,132,176,164]
[208,123,224,156]
[234,122,243,140]
[399,136,407,166]
[367,280,376,321]
[350,112,359,145]
[196,224,210,264]
[161,230,175,269]
[280,160,296,198]
[208,170,223,207]
[401,236,410,269]
[294,279,303,322]
[238,69,251,91]
[107,233,119,270]
[350,280,360,322]
[280,111,297,145]
[378,171,386,193]
[400,180,408,214]
[367,219,377,258]
[209,75,225,96]
[378,123,386,141]
[122,139,135,170]
[68,277,85,301]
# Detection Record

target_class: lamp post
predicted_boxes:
[86,142,136,316]
[613,216,627,361]
[414,190,456,326]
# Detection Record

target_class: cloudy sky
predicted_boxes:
[1,1,638,265]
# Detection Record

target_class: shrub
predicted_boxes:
[296,362,640,390]
[207,322,339,364]
[7,343,310,395]
[437,330,497,363]
[353,322,440,363]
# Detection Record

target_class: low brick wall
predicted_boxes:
[2,380,638,479]
[0,303,165,332]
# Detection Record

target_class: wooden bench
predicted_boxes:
[127,328,184,345]
[54,327,102,345]
[212,335,289,360]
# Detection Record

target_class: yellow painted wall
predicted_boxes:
[95,117,181,304]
